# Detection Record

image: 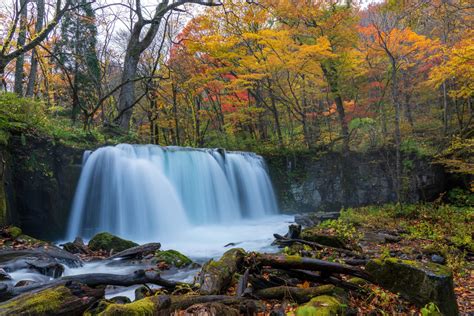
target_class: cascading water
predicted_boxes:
[66,144,279,242]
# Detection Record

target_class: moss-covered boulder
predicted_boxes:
[152,249,192,268]
[366,258,458,315]
[88,232,138,253]
[198,248,246,295]
[300,229,346,249]
[4,226,22,239]
[85,296,170,316]
[295,295,345,316]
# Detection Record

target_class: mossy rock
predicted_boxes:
[366,257,458,315]
[295,295,345,316]
[153,249,192,268]
[88,232,138,253]
[86,296,169,316]
[300,229,346,249]
[17,234,47,245]
[5,226,22,239]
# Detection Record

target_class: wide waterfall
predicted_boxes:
[66,144,279,242]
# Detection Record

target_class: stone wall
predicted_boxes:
[265,150,446,214]
[1,133,83,240]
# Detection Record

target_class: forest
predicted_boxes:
[0,0,472,315]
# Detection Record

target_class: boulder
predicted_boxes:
[152,250,192,268]
[88,232,138,253]
[366,258,458,315]
[0,268,11,281]
[198,248,246,295]
[62,237,91,255]
[25,259,64,278]
[300,229,346,249]
[295,295,345,316]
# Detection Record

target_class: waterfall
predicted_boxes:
[66,144,279,242]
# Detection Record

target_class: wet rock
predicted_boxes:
[295,295,345,316]
[26,259,64,278]
[109,296,132,304]
[0,268,11,281]
[0,247,82,272]
[62,237,91,255]
[152,249,192,268]
[135,285,152,301]
[431,254,446,265]
[14,280,36,287]
[366,258,458,315]
[198,248,246,295]
[88,232,138,254]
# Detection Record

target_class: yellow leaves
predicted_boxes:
[429,33,474,99]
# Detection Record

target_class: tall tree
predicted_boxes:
[54,0,101,122]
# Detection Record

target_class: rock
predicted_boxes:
[186,302,239,316]
[431,254,446,265]
[300,228,347,249]
[109,296,132,304]
[366,258,458,315]
[26,259,64,278]
[295,295,345,316]
[152,249,192,268]
[2,226,22,239]
[0,268,11,281]
[135,285,152,301]
[0,281,104,315]
[62,237,91,255]
[363,232,401,243]
[14,280,36,287]
[198,248,246,295]
[295,212,340,228]
[88,232,138,253]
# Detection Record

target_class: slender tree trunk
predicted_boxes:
[26,0,45,97]
[172,84,180,146]
[322,64,349,152]
[390,59,402,204]
[270,93,283,146]
[14,0,28,95]
[442,81,449,135]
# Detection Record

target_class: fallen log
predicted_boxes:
[252,254,374,282]
[283,269,364,292]
[273,234,364,258]
[0,269,186,301]
[0,281,103,315]
[254,284,335,303]
[108,242,161,260]
[198,248,246,295]
[236,268,250,297]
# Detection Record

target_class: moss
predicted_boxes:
[5,226,22,239]
[88,232,138,253]
[284,254,303,262]
[366,257,457,315]
[0,285,67,314]
[295,295,344,316]
[17,234,47,245]
[153,249,192,268]
[100,297,155,316]
[347,277,369,286]
[300,228,347,249]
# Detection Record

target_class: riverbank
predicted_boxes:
[0,202,471,315]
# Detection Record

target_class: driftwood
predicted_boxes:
[236,269,250,297]
[0,269,186,301]
[273,234,364,258]
[254,284,335,303]
[252,254,374,282]
[108,242,161,260]
[0,281,103,315]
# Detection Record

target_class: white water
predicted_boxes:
[66,144,280,242]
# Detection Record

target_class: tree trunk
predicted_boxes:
[390,59,402,204]
[13,0,28,96]
[25,0,45,97]
[322,64,349,152]
[117,50,140,130]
